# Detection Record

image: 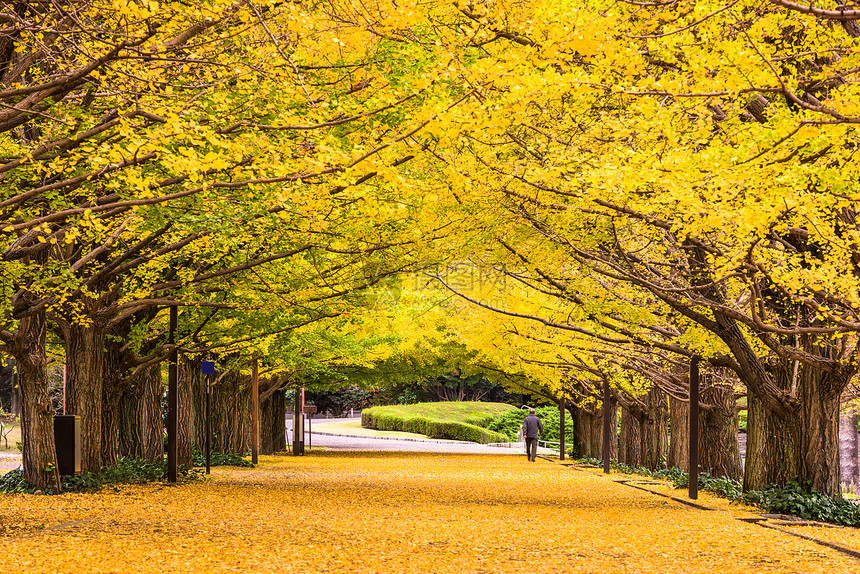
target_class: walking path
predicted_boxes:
[3,451,859,573]
[0,418,547,475]
[0,451,20,473]
[306,418,542,454]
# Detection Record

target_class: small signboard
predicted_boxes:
[303,405,317,415]
[201,361,216,375]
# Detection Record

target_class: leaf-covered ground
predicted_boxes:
[1,452,858,573]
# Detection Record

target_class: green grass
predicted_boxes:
[362,402,516,444]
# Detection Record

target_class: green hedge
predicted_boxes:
[362,405,511,444]
[487,406,573,442]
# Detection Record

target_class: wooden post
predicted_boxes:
[559,396,566,461]
[689,356,701,500]
[603,378,611,474]
[251,357,259,465]
[167,305,178,483]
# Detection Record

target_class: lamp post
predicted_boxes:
[201,359,216,474]
[603,378,611,474]
[167,306,178,483]
[251,357,259,465]
[689,356,701,500]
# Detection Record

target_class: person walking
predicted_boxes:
[522,407,543,462]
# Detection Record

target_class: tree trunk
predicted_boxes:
[699,380,742,481]
[100,338,126,468]
[61,322,106,473]
[142,364,164,461]
[117,382,144,460]
[796,358,848,496]
[744,391,797,492]
[118,363,164,461]
[271,389,286,452]
[668,394,689,471]
[14,310,61,492]
[619,405,643,467]
[178,356,198,466]
[212,371,250,454]
[257,382,287,455]
[193,361,207,453]
[260,387,275,456]
[10,384,21,415]
[571,404,594,459]
[101,387,121,468]
[642,387,668,470]
[744,347,852,496]
[593,396,618,461]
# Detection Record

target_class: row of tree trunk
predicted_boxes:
[113,360,289,467]
[18,322,290,490]
[566,376,753,485]
[567,373,860,496]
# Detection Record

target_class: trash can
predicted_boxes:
[54,415,81,476]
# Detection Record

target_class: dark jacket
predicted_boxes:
[522,414,543,439]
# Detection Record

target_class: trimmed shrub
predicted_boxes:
[487,406,573,442]
[362,403,511,444]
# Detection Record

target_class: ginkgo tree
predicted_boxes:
[410,0,860,496]
[4,0,859,500]
[0,0,487,488]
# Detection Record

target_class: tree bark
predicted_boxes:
[258,378,287,455]
[668,394,689,471]
[101,385,121,468]
[571,403,594,459]
[117,381,144,460]
[14,309,61,491]
[744,390,797,492]
[619,404,643,467]
[117,363,164,461]
[100,337,127,468]
[212,370,250,454]
[192,360,206,453]
[593,395,617,461]
[271,389,286,452]
[60,321,106,473]
[742,342,852,496]
[699,379,742,481]
[142,364,164,461]
[178,356,198,466]
[795,354,848,496]
[642,386,668,471]
[260,388,274,455]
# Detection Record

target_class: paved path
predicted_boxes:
[300,418,545,455]
[308,429,527,454]
[0,451,21,473]
[4,450,858,573]
[0,420,546,474]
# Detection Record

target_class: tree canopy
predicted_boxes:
[1,0,859,495]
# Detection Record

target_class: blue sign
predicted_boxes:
[201,361,216,375]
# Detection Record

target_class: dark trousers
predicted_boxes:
[525,437,538,461]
